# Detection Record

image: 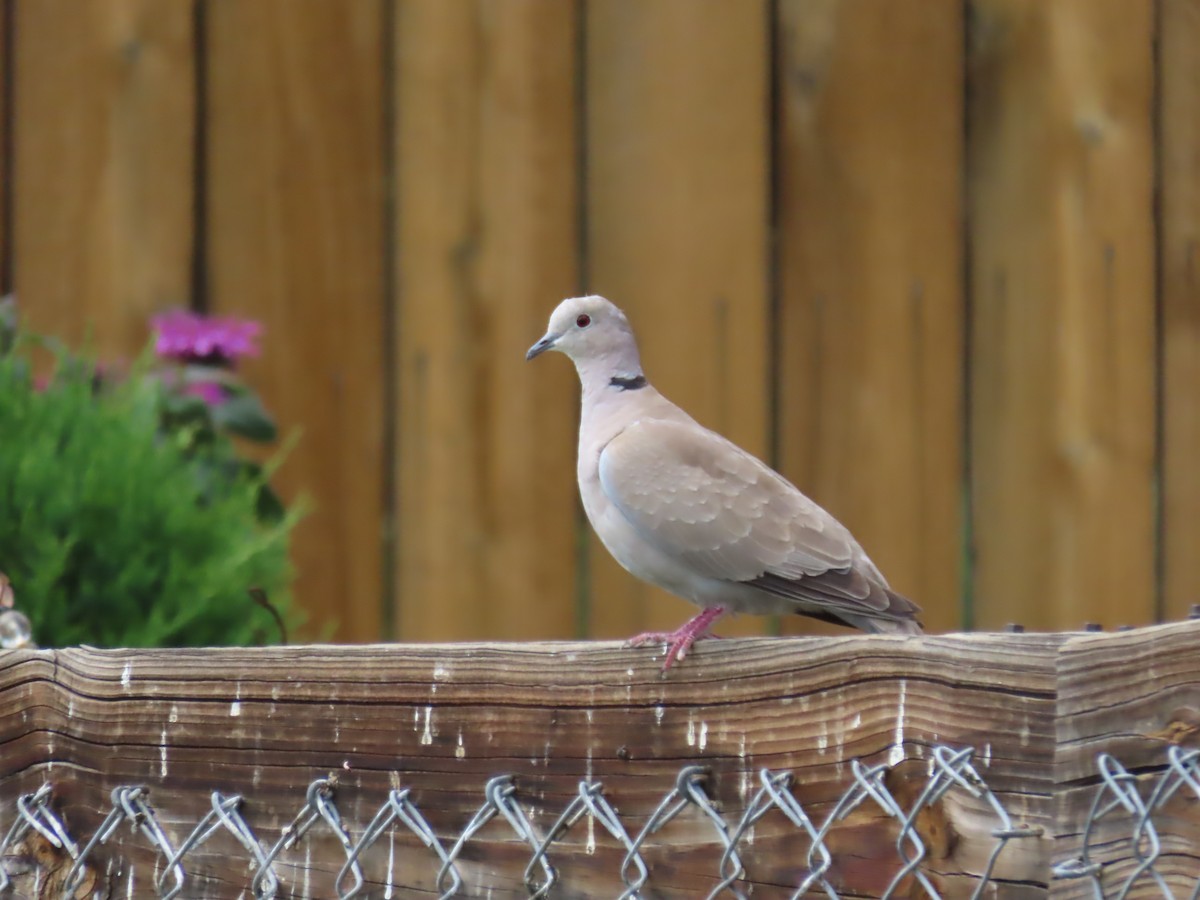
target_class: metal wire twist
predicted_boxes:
[0,784,77,893]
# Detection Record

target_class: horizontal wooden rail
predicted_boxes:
[0,622,1196,898]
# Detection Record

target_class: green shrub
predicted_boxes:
[0,306,300,648]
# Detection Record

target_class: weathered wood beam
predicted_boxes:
[1053,621,1200,899]
[0,634,1065,898]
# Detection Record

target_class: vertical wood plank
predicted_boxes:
[586,0,771,639]
[0,0,10,294]
[775,0,965,633]
[206,1,386,641]
[967,0,1157,630]
[12,0,194,355]
[394,1,580,640]
[1161,0,1200,622]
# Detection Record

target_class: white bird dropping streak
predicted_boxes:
[160,728,168,777]
[889,679,908,766]
[420,706,434,745]
[230,701,242,717]
[120,663,132,688]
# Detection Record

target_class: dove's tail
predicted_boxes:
[859,614,924,636]
[842,588,924,635]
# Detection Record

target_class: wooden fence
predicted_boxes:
[0,621,1197,897]
[1,0,1197,642]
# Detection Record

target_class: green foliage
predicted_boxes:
[0,328,300,648]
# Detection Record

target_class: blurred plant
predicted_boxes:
[150,310,287,523]
[0,299,300,647]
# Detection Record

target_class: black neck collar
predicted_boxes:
[609,374,647,391]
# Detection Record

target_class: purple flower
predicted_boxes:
[152,311,262,365]
[183,380,228,406]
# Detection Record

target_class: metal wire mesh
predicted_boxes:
[1,743,1191,899]
[1053,746,1200,900]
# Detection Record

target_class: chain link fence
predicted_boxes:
[1054,746,1200,900]
[0,744,1195,899]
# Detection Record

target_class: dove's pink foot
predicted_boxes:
[626,606,726,670]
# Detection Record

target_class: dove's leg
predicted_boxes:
[626,606,726,670]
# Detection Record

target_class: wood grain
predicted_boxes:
[0,633,1061,898]
[585,0,772,639]
[12,0,194,355]
[0,0,10,295]
[205,1,387,642]
[1161,0,1200,622]
[393,0,580,642]
[775,0,966,635]
[967,0,1158,630]
[1054,622,1200,898]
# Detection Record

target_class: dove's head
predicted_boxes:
[526,296,642,376]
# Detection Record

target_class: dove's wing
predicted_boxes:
[598,417,915,620]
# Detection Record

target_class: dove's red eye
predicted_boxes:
[576,314,591,328]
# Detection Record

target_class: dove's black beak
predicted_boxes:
[525,334,558,360]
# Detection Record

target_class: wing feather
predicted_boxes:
[598,419,855,582]
[598,418,922,626]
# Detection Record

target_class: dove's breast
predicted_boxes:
[580,475,709,595]
[576,452,782,614]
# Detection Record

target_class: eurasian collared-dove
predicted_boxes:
[527,295,922,669]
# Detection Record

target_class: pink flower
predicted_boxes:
[152,311,262,365]
[183,381,227,406]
